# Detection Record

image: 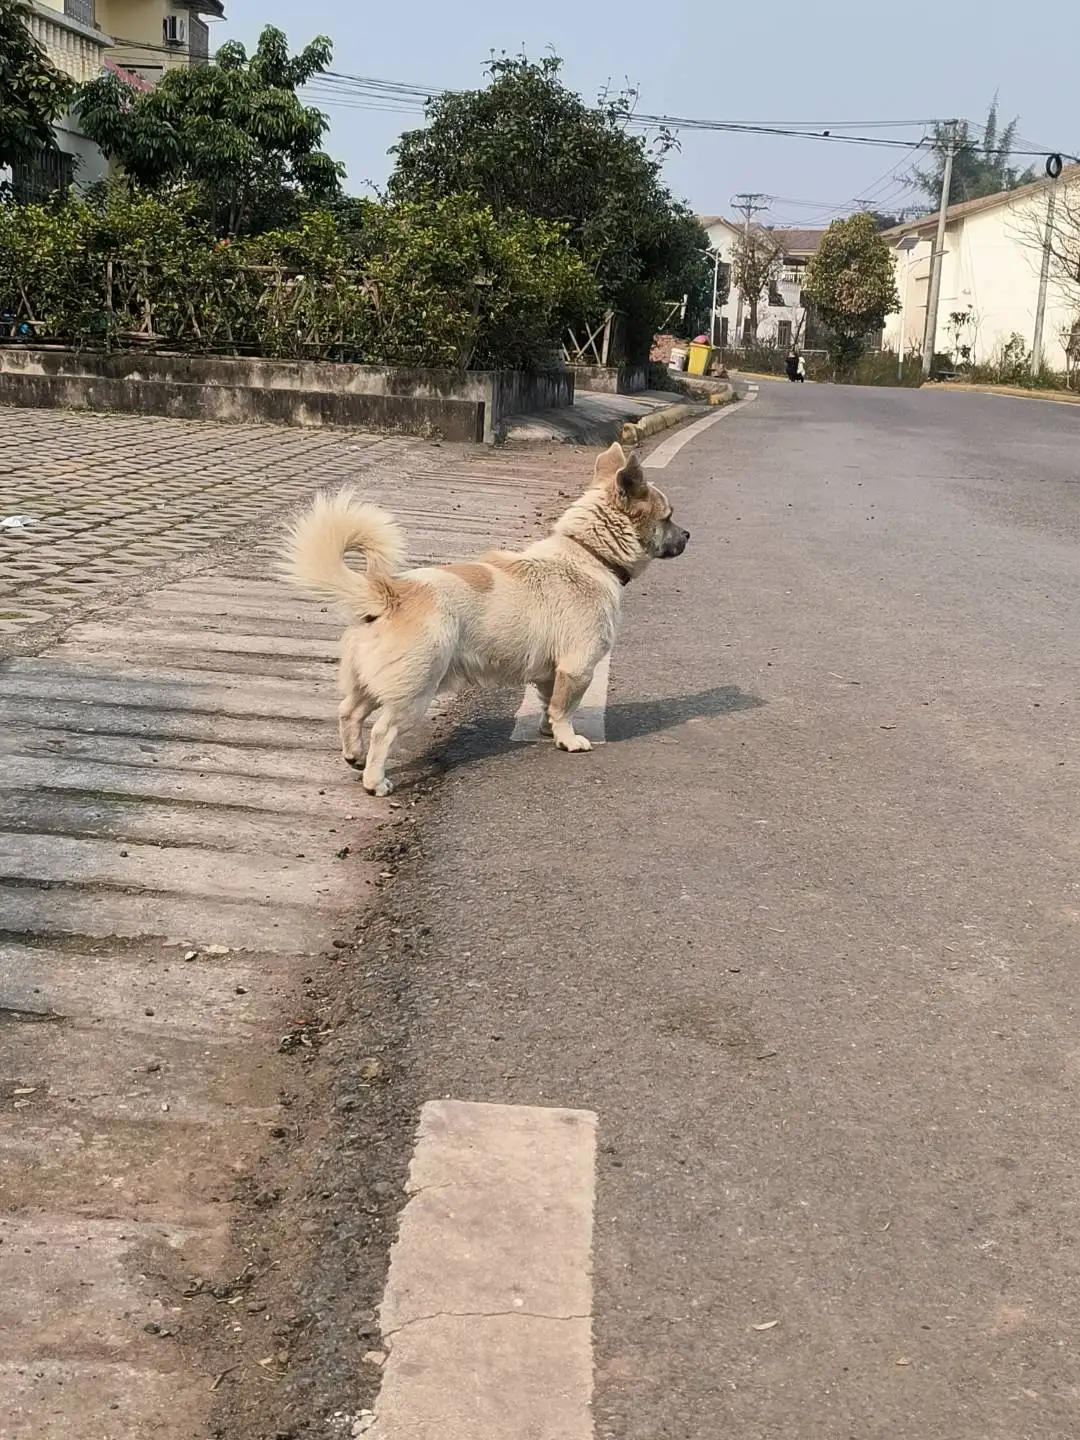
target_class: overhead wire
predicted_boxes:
[103,44,1080,164]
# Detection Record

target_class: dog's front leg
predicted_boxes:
[547,664,595,753]
[534,672,556,737]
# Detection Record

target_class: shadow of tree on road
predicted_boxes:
[604,684,764,742]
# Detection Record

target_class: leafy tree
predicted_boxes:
[913,99,1036,206]
[388,53,710,361]
[804,212,899,373]
[0,0,75,174]
[75,26,343,235]
[731,227,782,338]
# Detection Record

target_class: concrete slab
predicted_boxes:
[0,696,334,750]
[505,390,693,445]
[0,832,355,907]
[0,941,286,1037]
[0,881,339,953]
[2,1362,213,1440]
[0,789,357,855]
[1,1022,283,1122]
[0,755,347,814]
[370,1101,596,1440]
[6,728,351,784]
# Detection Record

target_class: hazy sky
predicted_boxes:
[219,0,1073,228]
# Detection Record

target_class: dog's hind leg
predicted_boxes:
[547,660,597,753]
[338,688,376,767]
[361,690,438,797]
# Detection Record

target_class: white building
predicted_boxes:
[9,1,225,200]
[12,1,114,195]
[699,217,826,351]
[882,166,1080,372]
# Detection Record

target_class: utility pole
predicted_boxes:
[731,192,771,347]
[709,247,720,347]
[1032,156,1063,373]
[921,121,957,378]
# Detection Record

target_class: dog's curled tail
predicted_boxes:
[283,489,406,615]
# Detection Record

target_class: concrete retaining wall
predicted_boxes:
[0,349,574,444]
[0,370,485,443]
[571,364,648,395]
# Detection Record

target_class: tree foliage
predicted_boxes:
[731,227,782,337]
[0,0,75,171]
[388,53,710,360]
[913,99,1036,206]
[75,26,343,235]
[0,186,594,369]
[804,213,899,371]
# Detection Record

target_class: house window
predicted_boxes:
[720,317,729,348]
[776,320,792,350]
[742,317,753,344]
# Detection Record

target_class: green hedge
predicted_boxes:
[0,187,595,370]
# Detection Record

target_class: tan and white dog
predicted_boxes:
[283,441,689,795]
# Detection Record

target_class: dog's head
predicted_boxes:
[592,442,690,560]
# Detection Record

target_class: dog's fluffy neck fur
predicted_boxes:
[551,489,646,584]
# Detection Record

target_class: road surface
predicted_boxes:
[386,382,1080,1439]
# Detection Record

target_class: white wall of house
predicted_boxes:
[702,218,814,350]
[18,2,112,193]
[883,177,1080,370]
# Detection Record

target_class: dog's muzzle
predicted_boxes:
[661,526,690,558]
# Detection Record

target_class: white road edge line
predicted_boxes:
[511,651,611,745]
[643,391,757,471]
[366,1099,597,1440]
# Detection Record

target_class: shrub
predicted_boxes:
[0,187,595,369]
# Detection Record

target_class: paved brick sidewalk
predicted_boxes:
[0,410,394,635]
[0,405,602,1439]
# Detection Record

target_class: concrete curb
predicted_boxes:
[620,402,706,446]
[938,381,1080,406]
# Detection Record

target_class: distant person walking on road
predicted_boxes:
[796,352,806,382]
[785,350,798,382]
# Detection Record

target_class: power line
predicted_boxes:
[102,44,1080,163]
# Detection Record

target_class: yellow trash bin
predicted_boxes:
[687,342,712,376]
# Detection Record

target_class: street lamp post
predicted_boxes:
[895,235,919,381]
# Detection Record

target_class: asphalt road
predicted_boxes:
[393,382,1080,1439]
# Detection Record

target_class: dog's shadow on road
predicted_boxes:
[604,684,764,742]
[408,682,764,784]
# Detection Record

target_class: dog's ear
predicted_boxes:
[615,451,648,500]
[593,442,627,485]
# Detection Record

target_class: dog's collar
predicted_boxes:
[567,536,634,587]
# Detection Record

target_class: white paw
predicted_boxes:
[364,778,395,797]
[555,732,592,753]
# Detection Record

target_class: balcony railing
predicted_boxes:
[24,5,110,82]
[64,0,95,27]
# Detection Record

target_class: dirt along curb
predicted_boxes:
[620,401,708,446]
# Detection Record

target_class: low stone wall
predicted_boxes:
[0,349,574,444]
[492,368,575,436]
[0,369,485,442]
[570,364,648,395]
